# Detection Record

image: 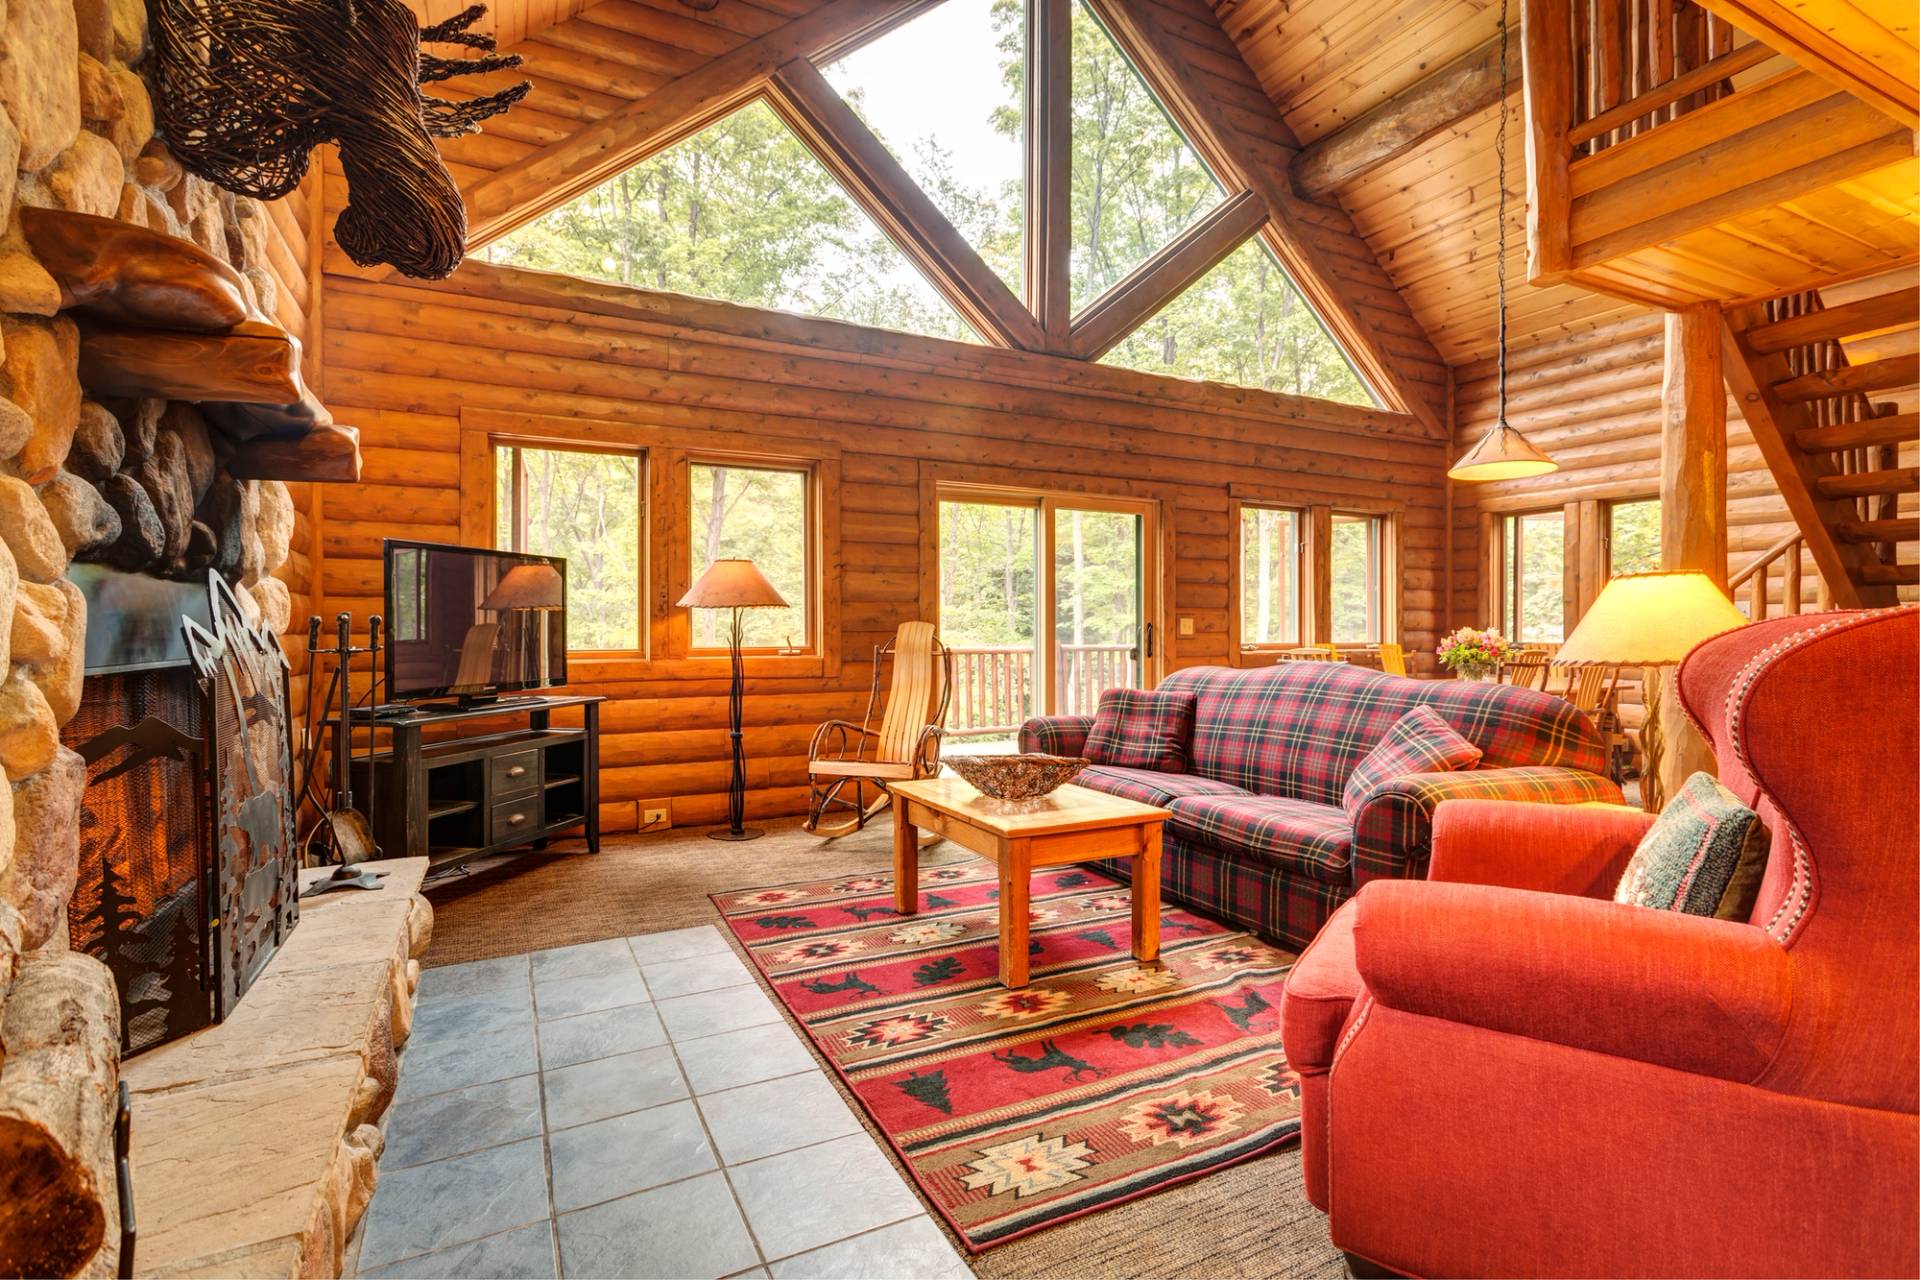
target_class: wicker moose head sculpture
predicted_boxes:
[149,0,530,280]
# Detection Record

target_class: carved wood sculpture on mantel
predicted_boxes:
[20,207,362,485]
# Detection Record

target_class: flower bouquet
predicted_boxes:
[1435,627,1512,681]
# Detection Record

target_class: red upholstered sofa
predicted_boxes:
[1281,607,1920,1278]
[1020,661,1621,949]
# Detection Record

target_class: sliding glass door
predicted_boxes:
[939,490,1156,747]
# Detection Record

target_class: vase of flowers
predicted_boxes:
[1436,627,1512,681]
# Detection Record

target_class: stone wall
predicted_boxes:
[0,2,310,1274]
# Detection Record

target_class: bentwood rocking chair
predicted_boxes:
[804,621,953,838]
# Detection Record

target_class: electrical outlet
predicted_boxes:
[1178,616,1196,637]
[639,802,671,832]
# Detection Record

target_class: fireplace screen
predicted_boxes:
[66,573,299,1054]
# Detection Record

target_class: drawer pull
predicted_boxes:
[506,812,528,826]
[506,765,529,779]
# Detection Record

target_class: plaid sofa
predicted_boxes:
[1020,662,1622,949]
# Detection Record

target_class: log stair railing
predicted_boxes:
[1728,529,1808,619]
[1722,282,1918,609]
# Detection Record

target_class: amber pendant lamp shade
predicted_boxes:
[1447,0,1556,485]
[679,560,790,840]
[1448,421,1560,482]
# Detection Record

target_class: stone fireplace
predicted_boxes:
[0,0,322,1273]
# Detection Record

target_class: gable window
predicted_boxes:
[1069,2,1226,311]
[1502,510,1566,643]
[1100,237,1376,404]
[1237,504,1302,648]
[1608,499,1661,575]
[820,0,1026,297]
[689,461,812,651]
[495,442,643,651]
[480,100,977,343]
[1329,512,1386,644]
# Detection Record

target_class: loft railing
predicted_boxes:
[945,643,1138,738]
[1565,0,1767,154]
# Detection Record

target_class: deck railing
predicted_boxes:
[945,643,1139,738]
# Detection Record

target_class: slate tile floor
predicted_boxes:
[357,925,974,1280]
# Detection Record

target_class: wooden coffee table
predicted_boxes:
[890,777,1169,988]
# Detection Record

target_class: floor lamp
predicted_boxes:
[679,559,788,841]
[1554,571,1749,811]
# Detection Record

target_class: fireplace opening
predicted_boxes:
[63,571,300,1055]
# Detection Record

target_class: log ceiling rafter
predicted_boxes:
[1693,0,1919,129]
[1291,32,1518,197]
[437,0,1441,419]
[1092,0,1453,435]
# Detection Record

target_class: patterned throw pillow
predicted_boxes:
[1341,705,1484,818]
[1615,772,1770,919]
[1083,688,1197,772]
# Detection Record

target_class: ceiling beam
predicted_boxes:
[1068,191,1267,359]
[1094,0,1450,434]
[460,0,938,249]
[1291,33,1517,197]
[1692,0,1918,129]
[767,59,1048,352]
[1027,0,1074,347]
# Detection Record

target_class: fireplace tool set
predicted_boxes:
[299,612,389,895]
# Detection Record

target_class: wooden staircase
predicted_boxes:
[1723,281,1919,608]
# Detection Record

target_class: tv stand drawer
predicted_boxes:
[490,795,541,843]
[491,749,540,799]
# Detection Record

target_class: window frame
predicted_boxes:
[1605,496,1662,578]
[684,454,820,657]
[460,407,841,680]
[1229,498,1306,659]
[1499,507,1569,645]
[1326,508,1395,647]
[492,437,649,656]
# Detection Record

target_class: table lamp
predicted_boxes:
[1554,570,1749,810]
[679,559,788,841]
[482,562,564,687]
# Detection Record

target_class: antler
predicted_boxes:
[415,4,531,139]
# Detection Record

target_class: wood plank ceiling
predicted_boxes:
[1215,0,1640,363]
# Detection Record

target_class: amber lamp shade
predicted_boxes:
[677,559,788,610]
[1557,570,1749,813]
[1447,422,1559,482]
[1555,571,1750,668]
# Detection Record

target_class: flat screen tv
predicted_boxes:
[383,540,568,703]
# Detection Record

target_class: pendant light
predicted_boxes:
[1449,0,1558,483]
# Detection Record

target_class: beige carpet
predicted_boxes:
[420,819,1346,1279]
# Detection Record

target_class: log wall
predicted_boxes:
[263,172,322,712]
[316,261,1451,829]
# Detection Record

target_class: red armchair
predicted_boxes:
[1281,607,1919,1278]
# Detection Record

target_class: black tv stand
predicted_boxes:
[334,694,603,870]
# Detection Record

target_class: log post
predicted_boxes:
[1653,302,1727,806]
[0,951,121,1280]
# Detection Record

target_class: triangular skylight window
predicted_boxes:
[1069,1,1228,314]
[479,99,978,343]
[1100,237,1378,405]
[820,0,1026,299]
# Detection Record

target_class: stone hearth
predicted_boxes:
[124,858,432,1278]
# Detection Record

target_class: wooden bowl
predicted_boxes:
[943,753,1089,800]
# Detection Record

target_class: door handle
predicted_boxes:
[1145,623,1154,659]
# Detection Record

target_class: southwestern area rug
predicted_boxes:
[711,857,1302,1251]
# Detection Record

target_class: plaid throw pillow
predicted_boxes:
[1341,705,1484,819]
[1615,772,1770,919]
[1084,688,1197,772]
